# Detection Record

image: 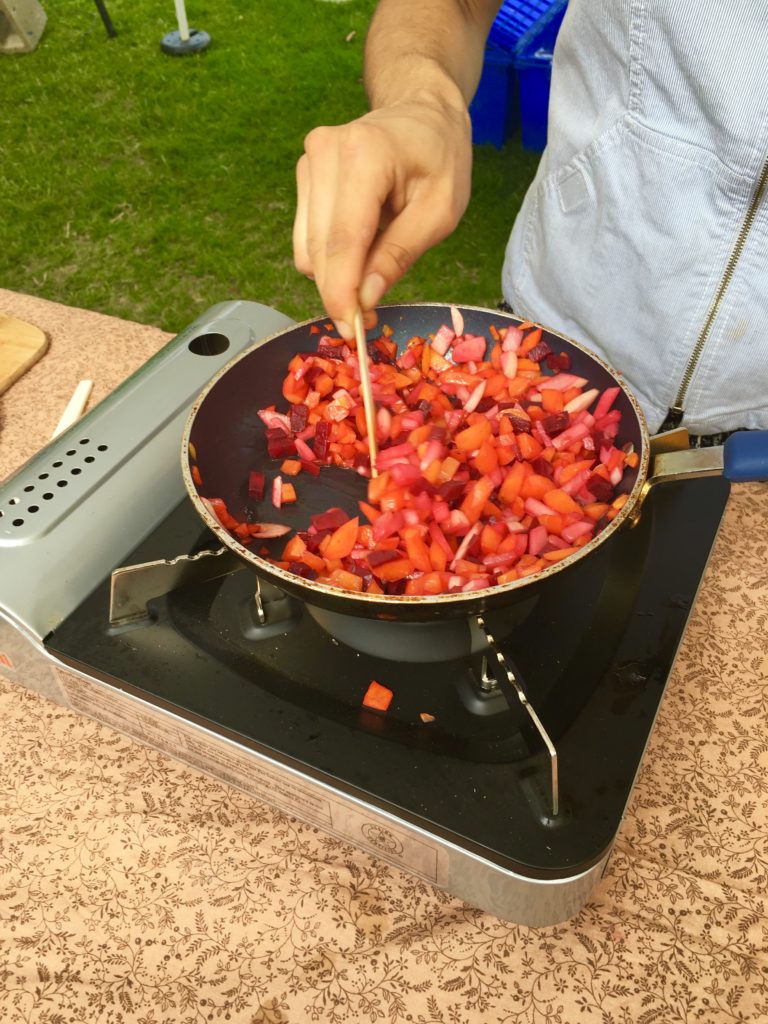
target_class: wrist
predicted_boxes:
[366,56,470,120]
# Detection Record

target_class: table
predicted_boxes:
[1,288,767,1023]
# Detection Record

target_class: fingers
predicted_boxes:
[302,124,389,337]
[359,190,459,311]
[293,154,312,278]
[293,104,472,336]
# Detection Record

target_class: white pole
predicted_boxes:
[174,0,190,42]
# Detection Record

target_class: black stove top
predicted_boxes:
[47,476,730,880]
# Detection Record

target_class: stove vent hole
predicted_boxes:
[188,332,230,356]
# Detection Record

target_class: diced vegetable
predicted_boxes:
[362,680,393,712]
[194,313,637,596]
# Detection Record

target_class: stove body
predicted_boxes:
[0,301,730,926]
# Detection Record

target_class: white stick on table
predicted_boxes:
[51,380,93,440]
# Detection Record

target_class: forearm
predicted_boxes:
[364,0,502,112]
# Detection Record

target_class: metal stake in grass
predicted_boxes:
[161,0,211,55]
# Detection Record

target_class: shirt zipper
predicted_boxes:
[664,156,768,428]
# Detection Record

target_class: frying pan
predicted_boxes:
[181,303,768,623]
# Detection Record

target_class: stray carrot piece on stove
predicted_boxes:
[363,680,393,713]
[281,481,297,504]
[419,712,436,724]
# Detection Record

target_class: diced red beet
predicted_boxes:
[310,507,350,532]
[267,433,297,459]
[385,579,407,596]
[300,458,321,476]
[504,410,532,433]
[546,351,571,372]
[366,549,401,567]
[289,403,309,433]
[288,561,318,580]
[408,478,437,497]
[368,341,396,365]
[316,343,344,361]
[437,480,465,503]
[248,470,266,501]
[531,457,554,480]
[586,475,614,502]
[541,412,569,436]
[314,420,331,460]
[475,397,496,413]
[526,340,552,363]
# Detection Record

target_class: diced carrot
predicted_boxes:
[499,460,529,504]
[358,500,381,523]
[460,476,495,524]
[517,432,543,461]
[280,459,302,477]
[454,419,492,452]
[402,528,433,573]
[496,568,520,585]
[301,550,326,574]
[282,535,306,561]
[543,489,581,515]
[374,557,415,582]
[473,439,499,475]
[540,388,564,413]
[326,568,363,592]
[542,546,579,562]
[518,328,543,355]
[362,680,393,712]
[323,517,359,560]
[428,541,448,572]
[521,473,555,500]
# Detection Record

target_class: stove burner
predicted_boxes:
[304,596,537,662]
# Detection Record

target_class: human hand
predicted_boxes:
[293,95,473,340]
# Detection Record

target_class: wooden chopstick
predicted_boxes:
[353,309,379,478]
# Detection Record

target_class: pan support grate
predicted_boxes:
[476,614,559,817]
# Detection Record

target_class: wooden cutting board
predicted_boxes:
[0,315,49,396]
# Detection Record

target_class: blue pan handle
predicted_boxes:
[723,430,768,482]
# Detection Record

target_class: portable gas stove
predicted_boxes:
[0,301,730,926]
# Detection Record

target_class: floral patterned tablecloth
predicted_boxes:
[1,290,767,1023]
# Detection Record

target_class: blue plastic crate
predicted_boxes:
[468,43,517,148]
[488,0,554,50]
[469,0,567,149]
[513,0,568,150]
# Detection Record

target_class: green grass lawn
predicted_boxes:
[0,0,540,333]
